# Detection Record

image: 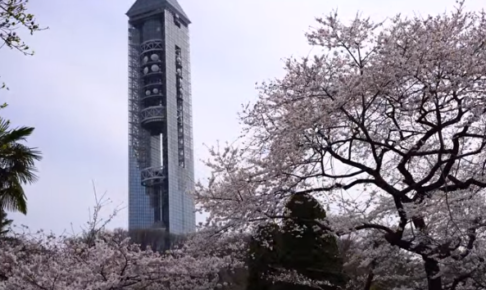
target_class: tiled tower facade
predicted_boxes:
[127,0,195,235]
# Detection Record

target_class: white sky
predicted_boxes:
[0,0,483,235]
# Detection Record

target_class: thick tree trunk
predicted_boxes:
[424,257,442,290]
[363,269,374,290]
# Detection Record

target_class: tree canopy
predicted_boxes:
[5,1,486,290]
[196,2,486,289]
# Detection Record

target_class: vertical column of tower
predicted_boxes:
[138,19,167,229]
[163,10,196,234]
[128,24,153,230]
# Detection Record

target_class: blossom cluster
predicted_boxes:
[0,229,237,290]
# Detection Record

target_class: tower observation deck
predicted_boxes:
[127,0,195,235]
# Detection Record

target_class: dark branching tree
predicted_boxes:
[339,235,423,290]
[198,2,486,289]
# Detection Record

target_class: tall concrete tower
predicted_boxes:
[127,0,195,235]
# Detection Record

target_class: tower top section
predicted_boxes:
[127,0,190,24]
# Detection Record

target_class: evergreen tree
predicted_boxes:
[279,194,347,289]
[247,194,346,290]
[247,223,281,290]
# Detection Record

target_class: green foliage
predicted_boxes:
[0,116,41,214]
[247,223,281,290]
[0,208,12,236]
[247,194,346,290]
[0,0,42,54]
[280,194,347,289]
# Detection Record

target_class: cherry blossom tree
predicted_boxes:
[0,192,239,290]
[339,233,424,290]
[196,2,486,289]
[0,230,231,290]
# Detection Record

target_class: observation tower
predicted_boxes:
[127,0,195,235]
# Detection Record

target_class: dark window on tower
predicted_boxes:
[142,19,162,40]
[175,46,185,167]
[174,14,181,28]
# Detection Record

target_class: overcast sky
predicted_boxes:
[0,0,482,235]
